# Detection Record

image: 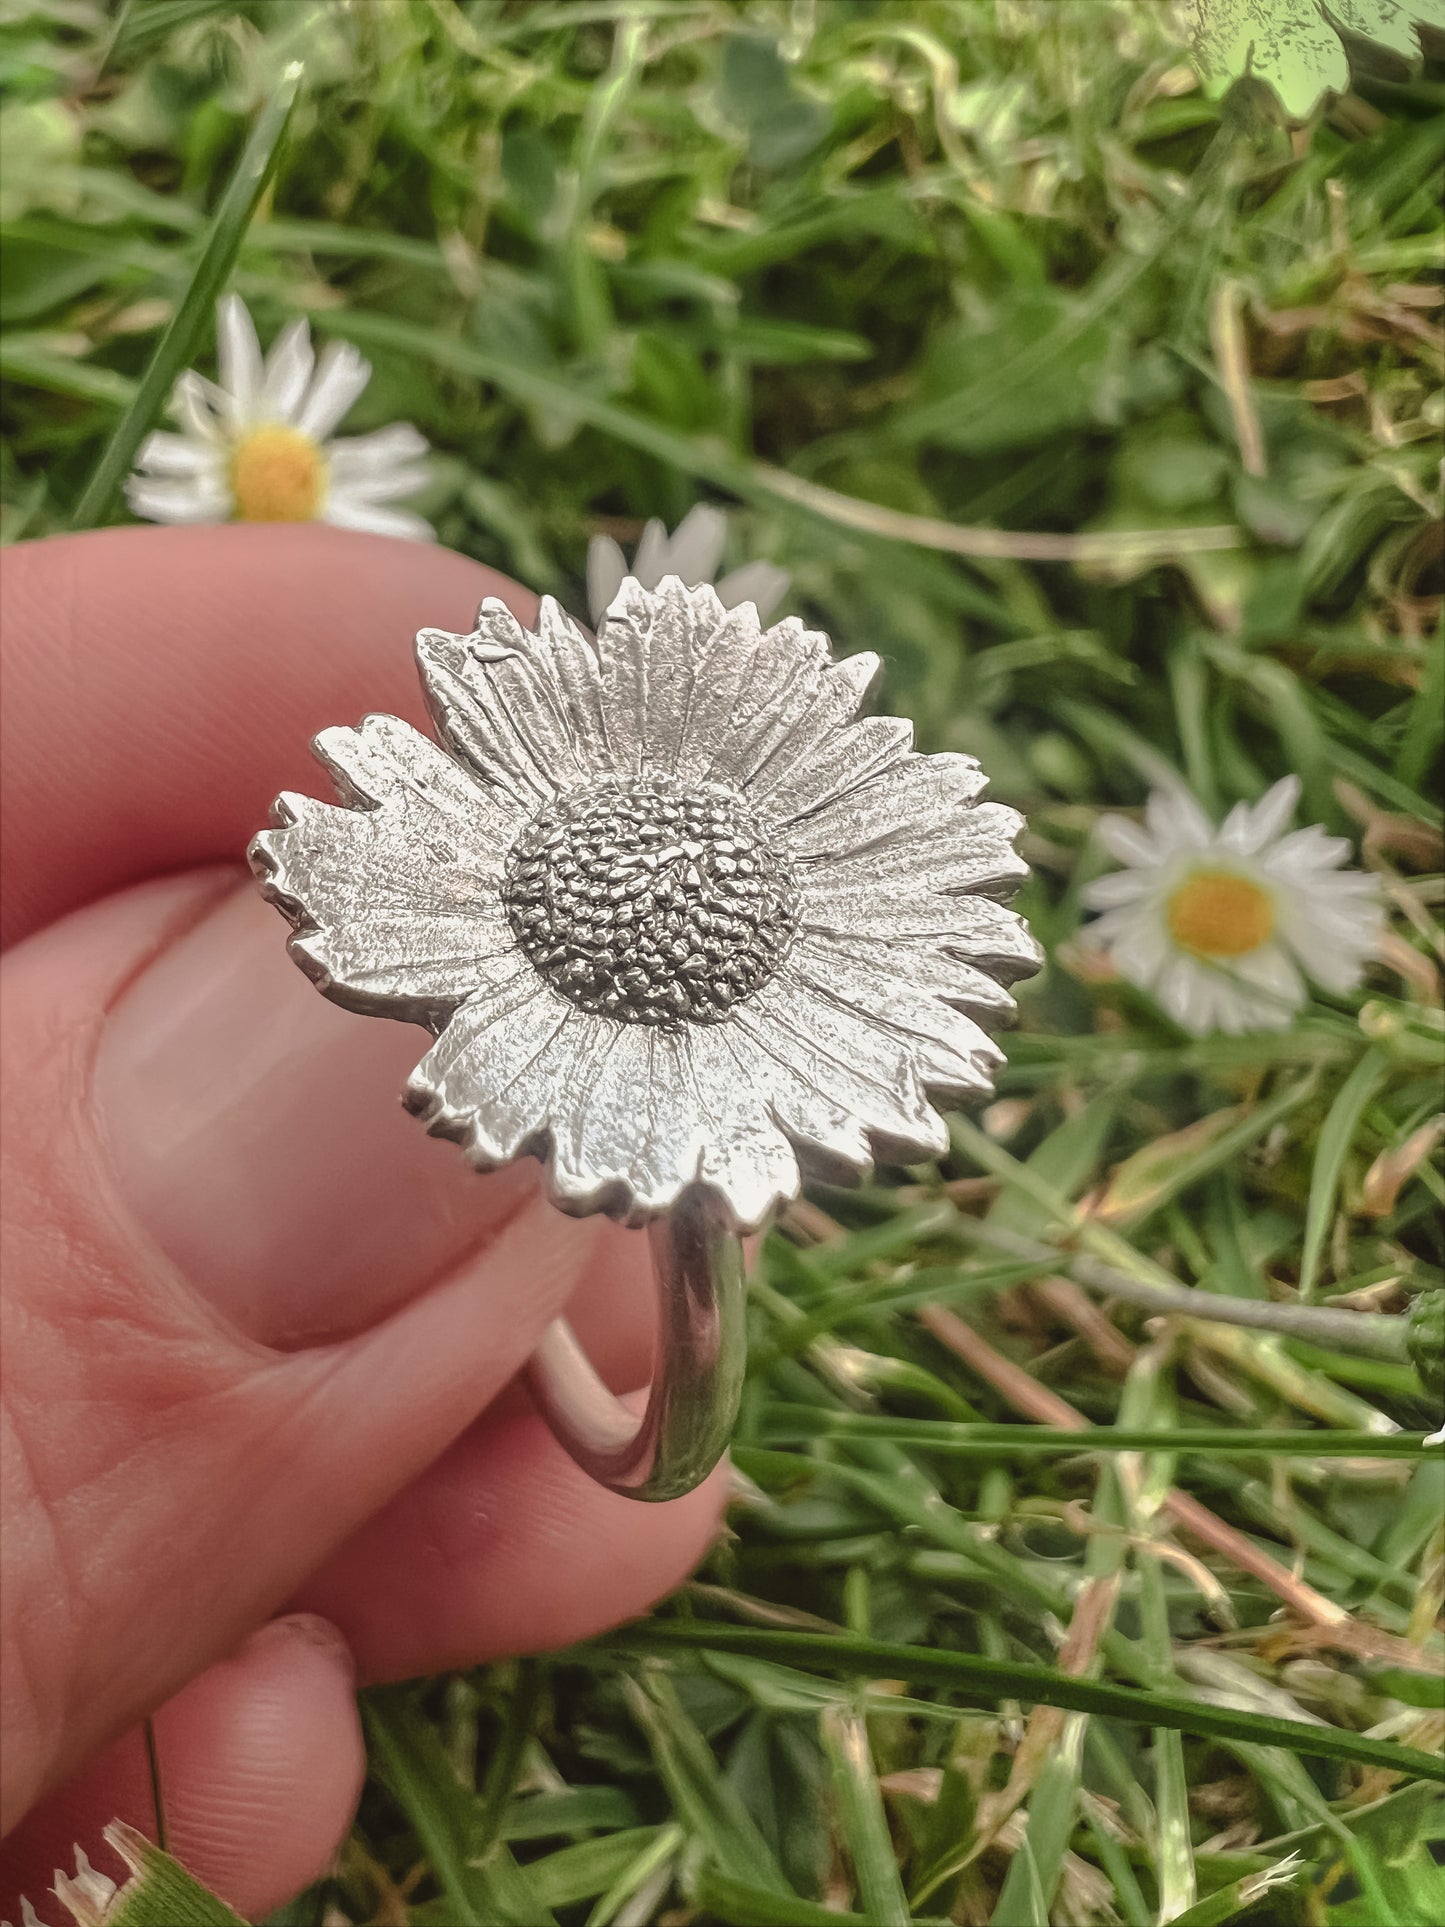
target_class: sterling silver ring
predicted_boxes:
[250,576,1038,1501]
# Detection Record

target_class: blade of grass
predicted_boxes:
[469,1657,544,1863]
[327,308,1241,568]
[759,1412,1433,1456]
[68,58,304,530]
[693,1869,921,1927]
[362,1685,557,1927]
[1120,1346,1198,1921]
[621,1668,792,1895]
[818,1704,911,1926]
[1300,1047,1392,1301]
[600,1629,1445,1782]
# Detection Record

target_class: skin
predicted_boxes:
[0,524,726,1921]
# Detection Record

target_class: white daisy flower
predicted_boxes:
[251,579,1039,1232]
[587,503,789,626]
[1082,776,1381,1036]
[125,294,433,540]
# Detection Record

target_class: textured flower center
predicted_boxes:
[503,776,800,1025]
[1167,869,1275,958]
[231,425,325,522]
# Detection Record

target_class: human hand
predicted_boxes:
[0,525,725,1920]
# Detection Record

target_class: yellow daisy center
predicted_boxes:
[231,425,326,522]
[1166,869,1275,959]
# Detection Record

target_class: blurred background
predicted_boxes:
[2,2,1443,1923]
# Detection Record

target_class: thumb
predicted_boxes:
[1,865,603,1831]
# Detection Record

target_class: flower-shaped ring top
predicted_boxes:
[250,578,1039,1496]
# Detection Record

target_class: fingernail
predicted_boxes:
[252,1614,356,1685]
[93,881,535,1346]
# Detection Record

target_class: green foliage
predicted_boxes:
[3,3,1442,1925]
[1407,1289,1445,1397]
[1190,0,1445,118]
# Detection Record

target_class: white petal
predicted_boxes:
[1080,869,1155,910]
[322,498,434,541]
[328,463,430,505]
[1260,825,1353,875]
[715,560,790,622]
[1144,785,1213,854]
[132,430,217,476]
[1156,957,1214,1033]
[172,369,232,440]
[1219,776,1300,856]
[1089,904,1170,989]
[1229,942,1306,1015]
[250,713,522,1017]
[124,473,231,524]
[587,534,628,625]
[631,516,672,587]
[1273,868,1381,979]
[660,503,728,585]
[216,293,264,419]
[327,422,429,481]
[294,339,371,440]
[1095,813,1161,868]
[259,315,316,421]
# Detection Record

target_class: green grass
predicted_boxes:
[3,2,1443,1923]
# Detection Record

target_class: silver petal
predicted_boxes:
[797,929,1017,1021]
[784,752,988,856]
[404,966,585,1166]
[716,1020,874,1177]
[800,883,1043,982]
[595,574,731,775]
[736,976,950,1161]
[686,1024,803,1231]
[416,602,605,808]
[249,714,519,1020]
[534,595,614,770]
[758,712,915,824]
[788,944,1003,1095]
[727,643,883,801]
[550,1025,703,1221]
[672,603,771,783]
[799,794,1029,900]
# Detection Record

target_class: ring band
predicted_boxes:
[526,1190,746,1502]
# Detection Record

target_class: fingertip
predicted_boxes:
[294,1401,729,1683]
[0,1614,364,1924]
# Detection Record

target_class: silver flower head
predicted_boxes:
[250,578,1040,1233]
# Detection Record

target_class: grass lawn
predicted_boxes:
[2,2,1443,1923]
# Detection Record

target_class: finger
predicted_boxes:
[0,1615,362,1926]
[2,873,624,1830]
[293,1403,728,1683]
[1,524,527,946]
[92,875,542,1345]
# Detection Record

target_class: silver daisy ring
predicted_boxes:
[250,577,1039,1501]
